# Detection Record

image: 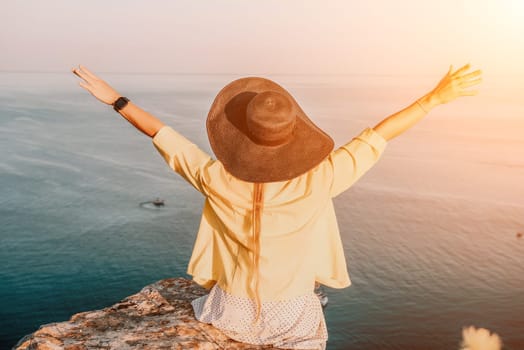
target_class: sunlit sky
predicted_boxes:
[1,0,523,79]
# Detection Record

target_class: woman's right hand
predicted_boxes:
[429,63,483,105]
[72,65,121,105]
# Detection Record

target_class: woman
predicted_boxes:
[72,64,482,349]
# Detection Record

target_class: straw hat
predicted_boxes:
[206,77,334,183]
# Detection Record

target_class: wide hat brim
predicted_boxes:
[206,77,334,183]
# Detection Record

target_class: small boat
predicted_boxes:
[139,198,165,209]
[152,198,165,207]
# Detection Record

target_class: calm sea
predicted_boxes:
[1,72,523,349]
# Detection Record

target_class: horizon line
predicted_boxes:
[0,69,439,77]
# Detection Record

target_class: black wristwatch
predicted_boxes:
[113,96,129,112]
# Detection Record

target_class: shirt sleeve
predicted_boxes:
[329,126,387,198]
[152,125,214,196]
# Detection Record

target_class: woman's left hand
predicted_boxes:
[429,63,483,105]
[72,65,121,105]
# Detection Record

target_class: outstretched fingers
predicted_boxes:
[451,63,471,77]
[72,65,96,85]
[78,81,91,91]
[72,65,96,93]
[458,68,482,96]
[459,77,482,88]
[72,67,89,83]
[459,69,482,81]
[79,65,99,80]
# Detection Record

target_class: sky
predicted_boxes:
[1,0,523,79]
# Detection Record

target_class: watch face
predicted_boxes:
[115,97,129,110]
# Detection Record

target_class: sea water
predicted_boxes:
[1,72,523,349]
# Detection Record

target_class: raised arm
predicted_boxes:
[372,63,483,141]
[71,64,164,137]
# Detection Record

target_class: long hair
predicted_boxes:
[251,182,264,324]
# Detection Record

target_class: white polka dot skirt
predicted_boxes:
[191,284,328,349]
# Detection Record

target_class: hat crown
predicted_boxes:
[206,76,334,182]
[246,91,296,146]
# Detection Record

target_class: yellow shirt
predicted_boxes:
[152,125,387,301]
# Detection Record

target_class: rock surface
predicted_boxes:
[14,278,280,349]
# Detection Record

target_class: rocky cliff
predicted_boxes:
[14,277,279,349]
